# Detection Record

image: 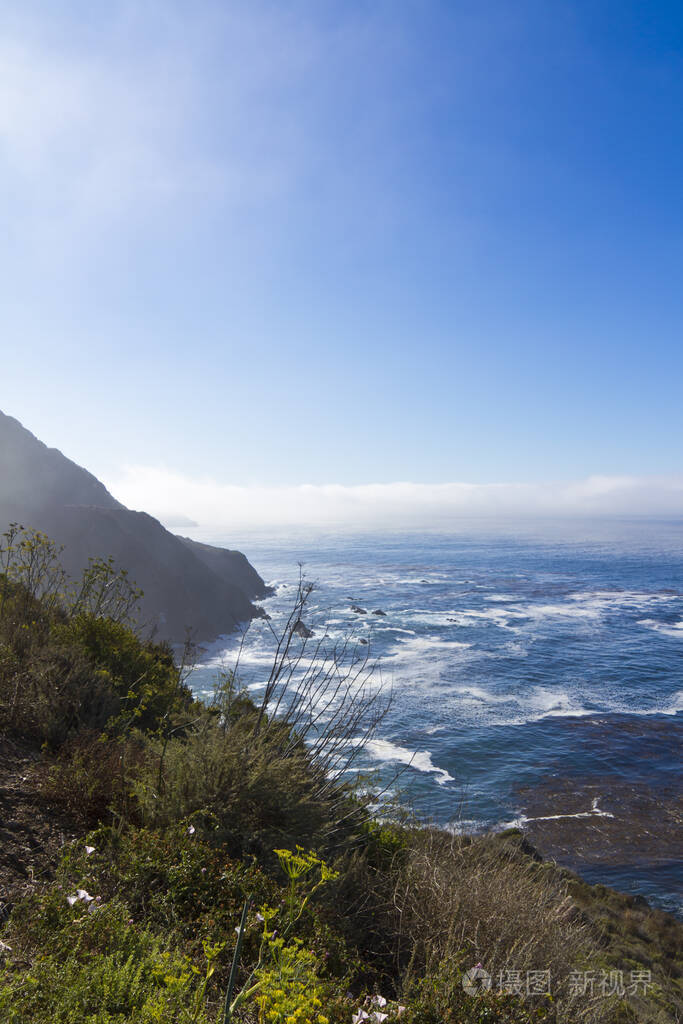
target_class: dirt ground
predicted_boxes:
[0,736,80,918]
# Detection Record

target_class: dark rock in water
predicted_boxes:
[293,619,314,639]
[0,409,270,644]
[350,604,367,615]
[358,637,369,645]
[372,609,386,616]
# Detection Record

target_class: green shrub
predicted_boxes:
[55,613,193,734]
[133,709,353,862]
[0,527,194,747]
[0,891,212,1024]
[0,608,118,745]
[61,822,278,949]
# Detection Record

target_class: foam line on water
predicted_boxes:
[407,591,683,633]
[638,618,683,639]
[360,737,455,785]
[501,797,615,830]
[489,686,599,726]
[452,685,514,705]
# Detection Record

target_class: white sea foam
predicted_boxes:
[490,686,598,726]
[445,819,488,835]
[385,636,472,661]
[665,690,683,714]
[461,607,517,625]
[500,797,615,830]
[497,687,681,723]
[452,685,513,705]
[373,626,418,636]
[361,738,455,785]
[389,574,450,586]
[405,607,517,630]
[521,602,599,621]
[531,686,588,713]
[569,590,677,606]
[657,690,683,715]
[452,591,682,632]
[637,617,683,638]
[379,635,473,687]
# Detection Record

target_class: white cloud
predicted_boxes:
[103,465,683,529]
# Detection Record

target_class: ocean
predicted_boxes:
[187,518,683,917]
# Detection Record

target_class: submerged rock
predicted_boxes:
[292,619,314,639]
[350,605,367,615]
[372,609,386,616]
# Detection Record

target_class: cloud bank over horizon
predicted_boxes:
[104,465,683,530]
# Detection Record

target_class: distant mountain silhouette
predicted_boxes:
[0,410,270,642]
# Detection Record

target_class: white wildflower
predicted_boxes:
[68,889,97,907]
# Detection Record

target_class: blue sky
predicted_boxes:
[1,1,682,525]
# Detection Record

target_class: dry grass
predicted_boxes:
[392,829,616,1022]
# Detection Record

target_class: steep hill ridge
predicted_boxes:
[0,410,269,642]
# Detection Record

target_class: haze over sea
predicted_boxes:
[188,518,683,917]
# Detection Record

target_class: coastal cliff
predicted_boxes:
[0,410,270,642]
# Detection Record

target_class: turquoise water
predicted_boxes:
[188,519,683,915]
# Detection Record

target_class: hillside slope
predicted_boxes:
[0,410,269,642]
